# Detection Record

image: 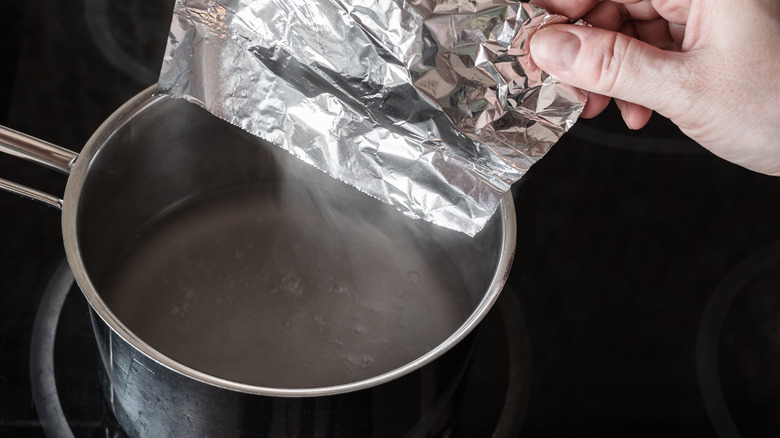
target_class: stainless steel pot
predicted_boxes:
[0,85,516,437]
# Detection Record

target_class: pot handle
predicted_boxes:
[0,125,79,210]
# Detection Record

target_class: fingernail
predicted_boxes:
[530,28,581,71]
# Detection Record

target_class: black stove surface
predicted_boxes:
[3,1,780,437]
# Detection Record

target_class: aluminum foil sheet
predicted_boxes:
[158,0,586,236]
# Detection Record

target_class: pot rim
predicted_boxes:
[62,85,518,397]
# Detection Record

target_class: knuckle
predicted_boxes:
[593,32,630,97]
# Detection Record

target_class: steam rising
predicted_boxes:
[100,144,487,388]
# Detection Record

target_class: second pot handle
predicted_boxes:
[0,126,80,210]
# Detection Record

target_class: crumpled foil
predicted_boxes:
[158,0,586,236]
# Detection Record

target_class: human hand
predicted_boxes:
[529,0,780,176]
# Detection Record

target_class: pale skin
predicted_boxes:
[528,0,780,176]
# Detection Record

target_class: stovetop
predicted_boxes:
[3,1,780,437]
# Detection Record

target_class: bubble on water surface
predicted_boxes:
[344,353,373,371]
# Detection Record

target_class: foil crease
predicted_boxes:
[158,0,586,236]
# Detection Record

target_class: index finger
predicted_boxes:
[530,0,643,19]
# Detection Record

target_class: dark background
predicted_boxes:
[2,0,780,436]
[0,0,174,435]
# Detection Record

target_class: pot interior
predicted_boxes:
[73,94,507,389]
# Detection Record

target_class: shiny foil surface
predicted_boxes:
[158,0,586,235]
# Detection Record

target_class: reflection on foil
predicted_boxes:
[158,0,586,235]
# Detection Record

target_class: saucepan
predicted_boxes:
[0,85,516,437]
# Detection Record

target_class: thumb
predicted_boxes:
[530,24,690,119]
